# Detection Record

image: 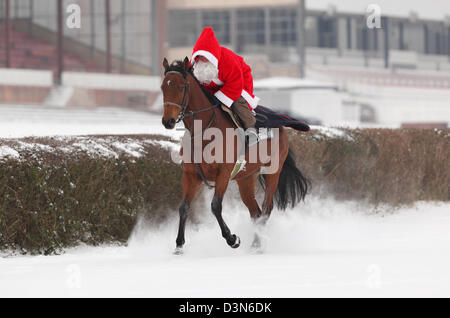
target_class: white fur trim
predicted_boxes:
[212,78,224,85]
[241,89,260,108]
[192,50,218,68]
[214,90,234,107]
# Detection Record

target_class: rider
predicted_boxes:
[191,27,260,177]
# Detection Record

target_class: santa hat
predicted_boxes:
[192,27,221,68]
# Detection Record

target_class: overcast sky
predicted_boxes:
[308,0,450,21]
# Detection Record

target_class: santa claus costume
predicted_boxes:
[191,27,265,178]
[191,27,260,129]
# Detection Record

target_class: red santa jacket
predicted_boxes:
[191,27,260,110]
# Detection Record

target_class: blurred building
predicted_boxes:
[0,0,165,109]
[0,0,165,74]
[0,0,449,128]
[167,0,450,77]
[2,0,450,77]
[165,0,450,128]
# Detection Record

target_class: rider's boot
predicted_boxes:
[230,128,260,179]
[230,156,247,179]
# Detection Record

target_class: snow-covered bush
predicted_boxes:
[289,128,449,205]
[0,135,181,255]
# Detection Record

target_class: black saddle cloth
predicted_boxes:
[254,105,310,132]
[212,93,310,132]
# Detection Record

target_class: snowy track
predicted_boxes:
[0,104,182,140]
[1,104,449,297]
[1,198,449,297]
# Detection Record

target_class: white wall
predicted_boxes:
[62,72,161,91]
[0,68,53,87]
[349,85,450,127]
[291,89,345,126]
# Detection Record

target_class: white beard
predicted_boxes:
[193,60,219,84]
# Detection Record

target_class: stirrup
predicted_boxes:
[246,128,273,147]
[230,158,247,180]
[257,128,274,142]
[246,129,259,147]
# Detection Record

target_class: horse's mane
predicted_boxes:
[165,60,218,105]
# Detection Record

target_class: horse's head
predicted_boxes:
[161,57,191,129]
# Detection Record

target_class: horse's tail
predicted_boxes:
[259,149,310,211]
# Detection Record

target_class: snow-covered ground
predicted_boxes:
[1,196,449,298]
[0,104,183,139]
[1,104,449,298]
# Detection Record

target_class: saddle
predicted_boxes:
[220,105,243,129]
[220,105,273,147]
[219,104,269,129]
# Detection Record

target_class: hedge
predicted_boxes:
[0,128,448,254]
[0,135,181,255]
[288,127,449,205]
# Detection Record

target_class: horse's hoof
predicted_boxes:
[250,246,264,254]
[250,234,265,254]
[251,235,261,249]
[250,242,264,254]
[173,247,184,255]
[230,235,241,249]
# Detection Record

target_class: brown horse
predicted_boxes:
[161,57,308,253]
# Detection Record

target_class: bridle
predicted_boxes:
[163,71,191,123]
[162,70,219,189]
[163,70,219,136]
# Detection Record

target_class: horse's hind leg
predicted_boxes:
[259,129,289,224]
[252,171,283,250]
[211,174,240,249]
[175,171,202,254]
[236,173,262,220]
[260,172,280,221]
[237,173,265,250]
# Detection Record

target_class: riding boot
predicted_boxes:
[245,127,259,147]
[229,96,258,179]
[230,127,247,179]
[231,96,256,130]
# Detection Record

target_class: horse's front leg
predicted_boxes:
[211,174,240,249]
[175,170,201,254]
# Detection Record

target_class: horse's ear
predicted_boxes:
[163,58,169,71]
[182,56,190,71]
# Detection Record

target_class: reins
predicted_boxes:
[163,70,219,130]
[163,70,218,189]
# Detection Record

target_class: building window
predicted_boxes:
[399,22,405,50]
[422,23,446,55]
[270,8,297,47]
[435,32,443,55]
[201,10,231,45]
[236,9,265,53]
[448,27,450,56]
[317,15,337,48]
[373,28,378,51]
[168,10,198,47]
[168,9,231,47]
[424,24,429,54]
[356,18,369,51]
[346,17,352,49]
